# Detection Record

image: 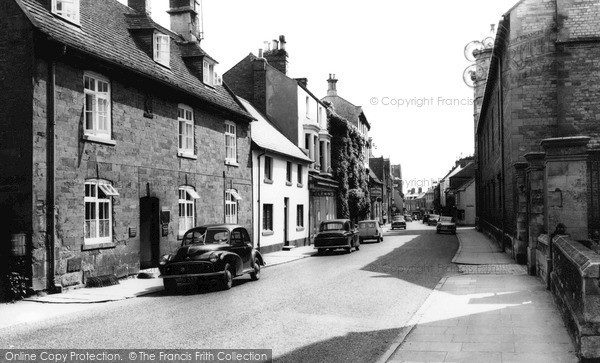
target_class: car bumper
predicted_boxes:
[160,271,226,280]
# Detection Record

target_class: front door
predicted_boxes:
[284,197,289,246]
[140,197,160,269]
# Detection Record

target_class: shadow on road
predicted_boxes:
[361,226,459,292]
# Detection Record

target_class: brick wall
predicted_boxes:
[29,54,252,288]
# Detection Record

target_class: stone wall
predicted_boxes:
[27,54,252,289]
[551,235,600,360]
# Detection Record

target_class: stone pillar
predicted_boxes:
[541,136,591,241]
[525,152,546,276]
[514,162,529,265]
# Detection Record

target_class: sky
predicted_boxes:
[119,0,518,188]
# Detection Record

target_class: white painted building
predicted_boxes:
[240,98,312,254]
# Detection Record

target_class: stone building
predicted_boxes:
[0,0,253,295]
[224,38,337,242]
[473,0,600,358]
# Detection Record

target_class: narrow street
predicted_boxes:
[0,223,458,362]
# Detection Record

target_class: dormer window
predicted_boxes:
[203,59,222,86]
[52,0,80,24]
[154,32,170,67]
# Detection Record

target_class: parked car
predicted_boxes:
[436,216,457,234]
[358,220,384,242]
[427,214,440,226]
[404,215,413,222]
[422,215,430,224]
[314,219,360,254]
[391,216,407,230]
[159,224,265,293]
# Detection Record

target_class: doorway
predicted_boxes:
[140,197,160,269]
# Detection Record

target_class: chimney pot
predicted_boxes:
[272,39,279,50]
[258,49,263,58]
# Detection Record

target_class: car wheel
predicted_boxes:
[163,279,177,294]
[345,247,351,254]
[223,263,234,290]
[250,258,261,281]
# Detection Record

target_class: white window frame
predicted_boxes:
[52,0,80,24]
[84,179,118,245]
[179,186,199,236]
[225,189,240,224]
[84,72,111,139]
[297,204,304,228]
[178,104,194,156]
[203,60,215,86]
[154,32,170,67]
[225,121,237,164]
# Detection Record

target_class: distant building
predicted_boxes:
[369,157,393,223]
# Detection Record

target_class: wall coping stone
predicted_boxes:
[554,235,600,278]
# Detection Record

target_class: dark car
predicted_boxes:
[391,216,407,230]
[436,216,457,234]
[159,224,265,293]
[314,219,360,254]
[427,214,440,226]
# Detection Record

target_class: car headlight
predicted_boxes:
[209,253,218,263]
[159,254,172,266]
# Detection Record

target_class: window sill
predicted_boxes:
[296,227,305,232]
[225,160,239,167]
[297,183,304,188]
[83,135,116,146]
[82,242,116,251]
[262,231,274,236]
[177,152,197,160]
[264,178,273,184]
[286,181,292,186]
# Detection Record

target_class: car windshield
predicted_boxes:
[203,229,230,244]
[181,229,206,246]
[320,222,345,231]
[439,216,453,222]
[430,215,440,219]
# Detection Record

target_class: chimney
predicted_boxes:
[258,48,264,58]
[168,0,201,42]
[327,74,338,96]
[263,34,288,75]
[418,187,422,194]
[128,0,151,15]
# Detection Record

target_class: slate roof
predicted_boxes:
[322,94,371,130]
[239,98,312,163]
[15,0,251,120]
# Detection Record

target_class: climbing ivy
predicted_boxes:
[326,103,371,222]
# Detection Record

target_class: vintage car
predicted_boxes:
[391,216,406,230]
[427,214,440,226]
[159,224,265,293]
[436,216,457,234]
[314,219,360,254]
[358,220,384,242]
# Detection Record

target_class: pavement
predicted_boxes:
[0,244,316,329]
[383,227,579,363]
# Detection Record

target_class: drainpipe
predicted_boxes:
[47,43,66,293]
[256,149,266,251]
